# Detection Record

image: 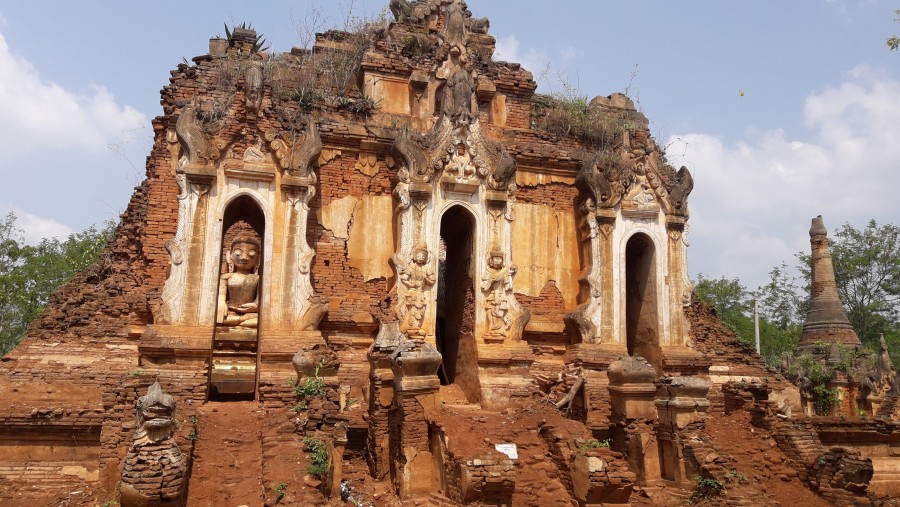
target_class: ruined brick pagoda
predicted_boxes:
[0,1,897,505]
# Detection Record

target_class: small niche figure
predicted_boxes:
[481,248,515,333]
[399,242,436,335]
[217,233,261,328]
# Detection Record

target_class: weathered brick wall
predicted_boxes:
[685,301,769,376]
[517,281,569,332]
[431,422,516,504]
[807,448,874,505]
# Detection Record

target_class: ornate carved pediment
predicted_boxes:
[393,123,445,185]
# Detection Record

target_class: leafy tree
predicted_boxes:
[753,264,804,365]
[0,213,113,355]
[888,9,900,50]
[694,274,755,344]
[755,262,804,329]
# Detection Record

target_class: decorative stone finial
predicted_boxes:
[798,215,860,348]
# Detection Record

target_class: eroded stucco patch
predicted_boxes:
[347,195,395,281]
[512,202,580,309]
[318,195,358,240]
[318,195,395,281]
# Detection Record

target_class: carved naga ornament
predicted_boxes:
[175,103,226,171]
[575,153,634,210]
[266,119,322,177]
[119,381,186,506]
[666,165,694,217]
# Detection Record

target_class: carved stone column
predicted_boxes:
[665,217,691,347]
[607,356,662,486]
[366,322,402,479]
[389,339,442,499]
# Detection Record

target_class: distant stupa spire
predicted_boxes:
[798,215,860,347]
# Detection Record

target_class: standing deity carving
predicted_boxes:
[481,247,516,335]
[398,242,436,336]
[217,233,261,328]
[441,47,476,124]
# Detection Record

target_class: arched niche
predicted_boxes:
[624,232,662,374]
[209,194,267,399]
[436,204,481,403]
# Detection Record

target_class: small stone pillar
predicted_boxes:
[655,376,711,430]
[389,338,442,499]
[366,322,402,479]
[119,382,187,507]
[608,356,661,485]
[330,422,348,497]
[655,376,711,485]
[608,356,658,420]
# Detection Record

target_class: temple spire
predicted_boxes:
[798,215,860,348]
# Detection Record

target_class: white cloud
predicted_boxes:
[0,30,145,158]
[494,34,550,84]
[668,65,900,288]
[559,47,577,62]
[1,204,74,244]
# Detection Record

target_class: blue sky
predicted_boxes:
[0,0,898,290]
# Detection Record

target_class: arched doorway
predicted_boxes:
[210,195,265,400]
[436,206,480,402]
[625,233,662,374]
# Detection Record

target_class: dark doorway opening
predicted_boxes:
[435,206,480,402]
[625,233,663,374]
[209,195,265,401]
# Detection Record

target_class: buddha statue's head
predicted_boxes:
[135,381,177,443]
[229,233,261,273]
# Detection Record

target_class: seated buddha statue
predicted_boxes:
[216,233,261,328]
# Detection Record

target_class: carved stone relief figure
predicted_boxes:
[286,189,328,331]
[443,1,467,47]
[244,64,264,117]
[441,47,476,125]
[119,382,186,506]
[481,247,515,336]
[217,233,261,328]
[398,242,436,336]
[446,141,476,181]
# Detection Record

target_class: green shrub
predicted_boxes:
[692,475,724,500]
[303,436,330,477]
